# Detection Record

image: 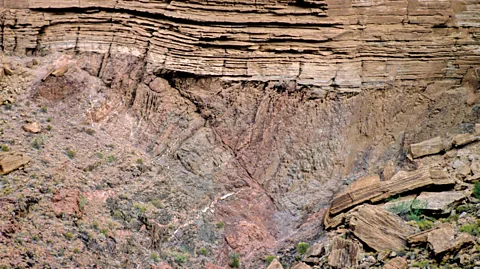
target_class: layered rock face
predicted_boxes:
[1,1,480,268]
[1,0,480,92]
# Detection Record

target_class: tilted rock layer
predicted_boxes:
[1,0,480,92]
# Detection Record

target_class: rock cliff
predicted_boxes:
[1,0,480,92]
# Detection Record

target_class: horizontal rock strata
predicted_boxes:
[1,0,480,90]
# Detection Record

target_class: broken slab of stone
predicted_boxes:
[23,122,41,133]
[452,133,478,147]
[266,259,283,269]
[382,257,407,269]
[427,224,474,256]
[327,236,361,268]
[429,169,455,185]
[3,65,13,76]
[410,137,444,158]
[413,191,468,214]
[347,205,416,251]
[0,152,31,175]
[329,167,435,215]
[382,194,417,215]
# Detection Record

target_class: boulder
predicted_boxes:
[327,236,361,268]
[23,122,41,133]
[413,191,468,214]
[427,224,474,256]
[410,137,444,158]
[266,259,283,269]
[383,257,407,269]
[51,189,82,218]
[347,205,416,251]
[3,65,13,76]
[0,152,31,175]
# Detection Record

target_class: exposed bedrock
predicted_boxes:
[2,0,480,266]
[1,0,480,92]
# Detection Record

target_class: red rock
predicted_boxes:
[151,262,172,269]
[51,189,82,218]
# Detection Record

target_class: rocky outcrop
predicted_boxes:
[1,0,480,92]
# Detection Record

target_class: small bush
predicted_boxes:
[264,255,277,264]
[47,117,52,122]
[150,252,161,263]
[198,247,209,256]
[136,158,144,165]
[228,253,240,268]
[85,128,95,136]
[174,253,187,264]
[107,155,116,163]
[32,137,44,150]
[64,232,74,241]
[46,124,53,131]
[460,222,480,236]
[150,199,165,209]
[91,221,99,230]
[96,152,104,159]
[296,242,310,255]
[416,219,434,231]
[473,182,480,199]
[217,222,225,229]
[134,203,147,214]
[412,260,430,268]
[73,248,80,254]
[79,196,87,211]
[66,148,76,159]
[40,106,48,113]
[1,145,10,152]
[100,228,108,236]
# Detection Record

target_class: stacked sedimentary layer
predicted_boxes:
[1,0,480,91]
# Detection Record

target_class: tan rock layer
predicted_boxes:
[1,0,480,90]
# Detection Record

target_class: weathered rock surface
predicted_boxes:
[327,236,361,268]
[328,168,436,216]
[22,122,41,133]
[266,259,283,269]
[383,257,407,269]
[1,0,479,91]
[347,205,416,251]
[0,152,30,174]
[291,262,311,269]
[413,191,468,214]
[427,225,474,256]
[410,137,444,158]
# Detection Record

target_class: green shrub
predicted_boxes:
[473,182,480,199]
[64,232,74,241]
[1,145,10,152]
[47,116,52,122]
[46,124,52,131]
[73,248,80,254]
[100,228,108,236]
[134,203,147,214]
[91,221,99,230]
[79,196,87,211]
[136,158,144,165]
[264,255,277,264]
[198,247,209,256]
[32,137,44,149]
[217,221,225,229]
[96,152,104,159]
[107,155,116,163]
[296,242,309,255]
[412,260,430,268]
[150,199,165,209]
[40,106,48,113]
[85,128,95,136]
[228,253,240,268]
[417,219,434,231]
[460,222,480,236]
[174,253,187,263]
[150,252,161,263]
[65,148,76,159]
